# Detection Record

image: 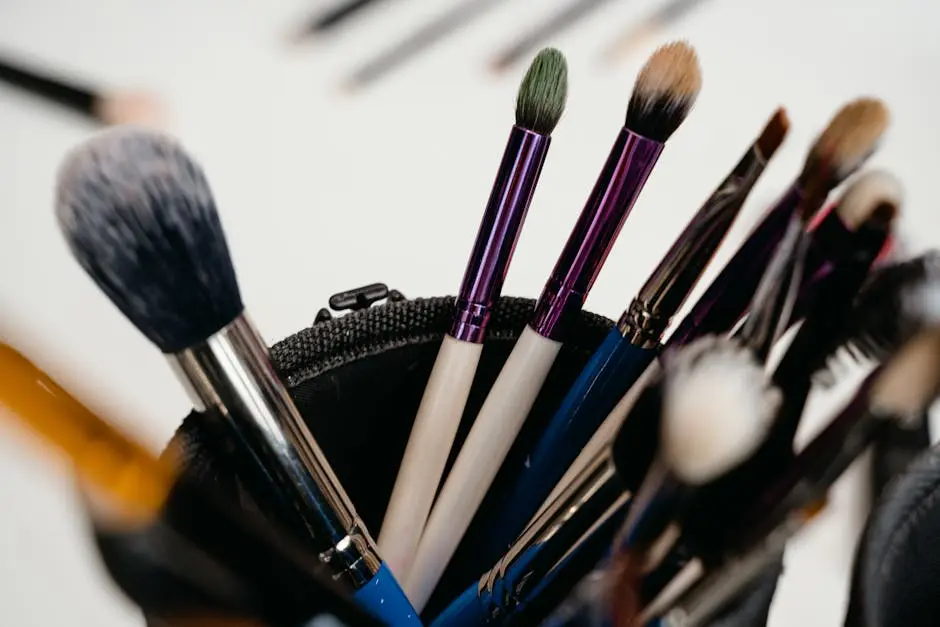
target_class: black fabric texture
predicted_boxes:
[139,294,785,626]
[846,443,940,627]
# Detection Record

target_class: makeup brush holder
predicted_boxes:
[123,286,782,626]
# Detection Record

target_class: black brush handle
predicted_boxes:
[0,56,97,116]
[306,0,390,33]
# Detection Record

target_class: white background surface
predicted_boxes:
[0,0,938,625]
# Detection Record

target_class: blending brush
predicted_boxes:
[490,0,617,72]
[404,41,701,611]
[542,98,891,510]
[545,336,782,627]
[639,179,902,615]
[345,0,502,90]
[378,48,568,582]
[652,323,940,627]
[476,109,788,567]
[668,97,889,346]
[0,343,382,627]
[429,334,778,627]
[53,128,420,626]
[0,54,162,126]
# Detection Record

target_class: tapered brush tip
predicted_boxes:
[808,97,890,183]
[755,107,790,160]
[625,40,701,142]
[54,126,243,353]
[661,336,781,484]
[515,48,568,135]
[836,170,904,230]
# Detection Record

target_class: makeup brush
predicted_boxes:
[0,55,162,126]
[477,109,788,567]
[654,325,940,627]
[345,0,502,90]
[0,343,382,627]
[429,334,778,627]
[491,0,617,72]
[53,128,420,627]
[378,48,568,582]
[404,42,701,611]
[544,98,891,510]
[601,0,712,64]
[293,0,393,40]
[555,336,782,627]
[669,97,889,346]
[639,183,902,614]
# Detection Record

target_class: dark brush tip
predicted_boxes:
[837,251,940,366]
[625,41,701,142]
[54,126,243,354]
[515,48,568,135]
[755,108,790,161]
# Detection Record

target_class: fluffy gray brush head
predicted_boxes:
[54,126,243,354]
[515,47,568,135]
[625,41,702,142]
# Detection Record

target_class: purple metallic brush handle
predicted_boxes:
[451,126,550,342]
[532,128,663,340]
[667,183,805,347]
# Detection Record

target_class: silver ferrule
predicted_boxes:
[620,145,768,344]
[476,449,632,620]
[168,313,380,589]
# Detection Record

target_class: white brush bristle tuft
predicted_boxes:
[836,170,903,230]
[661,336,781,484]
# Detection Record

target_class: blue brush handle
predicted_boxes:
[429,582,488,627]
[353,563,424,626]
[485,329,657,562]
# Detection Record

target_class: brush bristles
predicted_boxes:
[54,126,243,353]
[836,170,904,230]
[661,336,781,484]
[806,97,889,183]
[836,252,940,366]
[515,48,568,135]
[755,108,790,160]
[870,327,940,418]
[625,41,701,142]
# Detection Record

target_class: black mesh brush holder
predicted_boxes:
[123,289,784,626]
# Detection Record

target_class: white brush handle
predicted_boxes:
[378,335,483,581]
[532,358,663,521]
[404,325,562,610]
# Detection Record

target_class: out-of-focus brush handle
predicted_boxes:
[482,329,657,564]
[379,336,483,582]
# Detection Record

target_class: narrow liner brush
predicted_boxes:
[491,0,617,72]
[54,128,420,627]
[345,0,502,90]
[478,109,788,566]
[543,98,890,510]
[0,54,162,126]
[0,344,381,627]
[430,334,778,627]
[653,324,940,627]
[404,42,701,611]
[378,48,568,582]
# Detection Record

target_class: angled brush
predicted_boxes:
[404,42,701,612]
[378,49,568,582]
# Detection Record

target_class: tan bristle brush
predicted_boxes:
[537,98,891,518]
